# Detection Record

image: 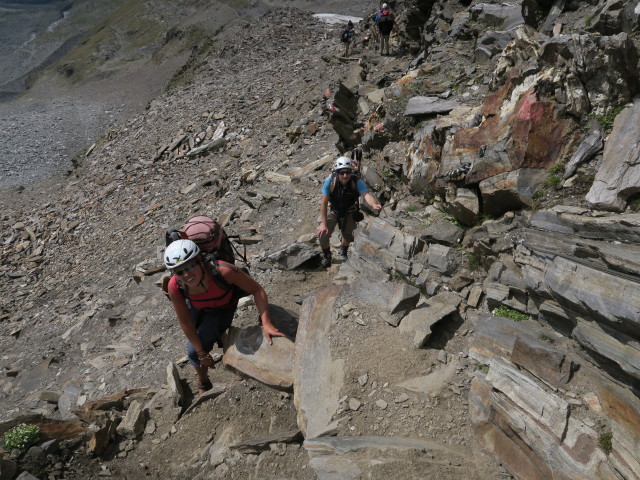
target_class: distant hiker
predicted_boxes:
[367,9,381,49]
[340,20,355,57]
[375,3,395,55]
[164,239,284,394]
[317,156,382,267]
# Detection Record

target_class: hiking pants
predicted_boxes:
[186,301,236,366]
[380,34,390,55]
[319,209,357,249]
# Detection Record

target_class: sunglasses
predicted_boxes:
[338,170,351,176]
[174,262,198,276]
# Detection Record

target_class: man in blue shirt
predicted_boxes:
[375,3,395,55]
[316,156,382,267]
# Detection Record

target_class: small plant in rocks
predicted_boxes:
[599,431,613,454]
[546,174,562,189]
[492,306,529,321]
[2,423,40,452]
[477,363,490,373]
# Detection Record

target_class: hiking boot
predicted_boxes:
[321,253,332,268]
[338,247,348,261]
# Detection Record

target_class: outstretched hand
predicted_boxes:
[262,322,286,345]
[316,224,329,238]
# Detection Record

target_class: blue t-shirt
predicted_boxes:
[322,176,367,196]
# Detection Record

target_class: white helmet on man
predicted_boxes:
[382,3,388,8]
[164,239,200,269]
[333,156,354,172]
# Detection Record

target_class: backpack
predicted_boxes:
[165,216,246,266]
[162,216,251,301]
[350,148,363,177]
[378,10,393,24]
[341,28,352,43]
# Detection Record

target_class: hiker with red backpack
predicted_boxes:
[316,156,381,268]
[163,220,284,395]
[375,3,395,55]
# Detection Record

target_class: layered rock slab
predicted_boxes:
[223,305,298,390]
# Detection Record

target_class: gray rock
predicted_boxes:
[510,334,575,386]
[427,244,460,275]
[166,362,184,405]
[445,187,479,226]
[404,97,461,116]
[573,320,640,382]
[230,429,302,454]
[347,279,420,327]
[329,83,359,147]
[586,101,640,211]
[305,435,469,480]
[0,458,18,480]
[590,0,640,34]
[420,220,464,246]
[375,399,388,410]
[267,241,320,270]
[563,130,603,179]
[223,310,297,390]
[116,400,146,439]
[480,168,548,217]
[15,473,41,480]
[208,444,230,467]
[469,3,528,29]
[293,285,345,438]
[398,292,462,347]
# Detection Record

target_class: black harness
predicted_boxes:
[329,174,361,230]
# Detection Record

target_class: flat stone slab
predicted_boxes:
[223,305,298,390]
[293,285,346,439]
[511,333,574,386]
[230,429,303,454]
[305,435,476,480]
[181,383,229,417]
[404,96,462,116]
[396,359,459,396]
[398,291,462,347]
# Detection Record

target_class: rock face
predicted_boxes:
[463,207,640,480]
[586,100,640,211]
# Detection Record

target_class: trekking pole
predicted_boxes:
[227,235,250,268]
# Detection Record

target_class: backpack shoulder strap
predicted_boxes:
[203,255,237,292]
[329,173,338,194]
[350,176,359,192]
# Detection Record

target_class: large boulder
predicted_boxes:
[586,101,640,211]
[293,285,345,438]
[479,168,548,217]
[223,305,298,390]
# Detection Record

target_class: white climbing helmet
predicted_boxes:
[333,156,353,172]
[382,3,388,9]
[164,239,200,269]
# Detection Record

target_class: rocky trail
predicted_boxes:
[1,1,640,480]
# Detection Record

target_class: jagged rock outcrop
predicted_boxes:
[586,100,640,211]
[564,129,603,179]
